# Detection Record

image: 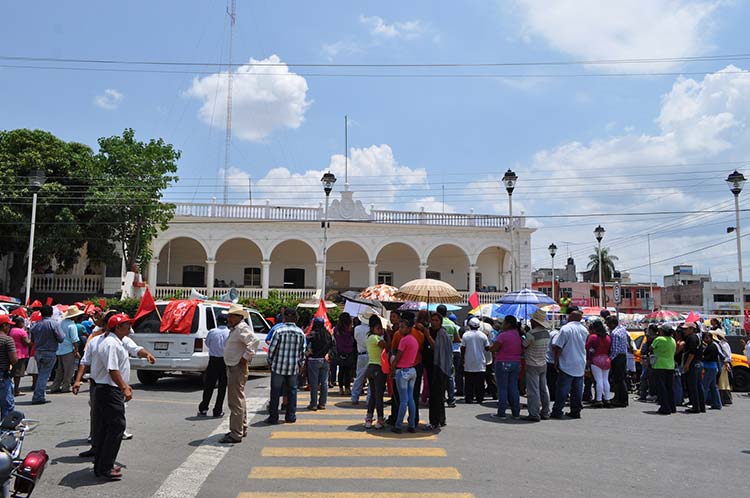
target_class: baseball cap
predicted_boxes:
[0,315,12,326]
[107,313,132,330]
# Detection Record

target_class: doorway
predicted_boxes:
[283,268,305,288]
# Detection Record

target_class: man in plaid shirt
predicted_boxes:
[264,308,306,424]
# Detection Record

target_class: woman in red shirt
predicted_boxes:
[586,320,612,408]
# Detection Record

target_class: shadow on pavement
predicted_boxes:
[51,455,91,465]
[475,413,534,424]
[58,462,126,489]
[56,438,89,448]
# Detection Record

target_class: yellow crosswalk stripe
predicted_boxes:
[249,466,461,480]
[238,493,474,498]
[281,419,361,426]
[296,409,372,415]
[261,447,447,457]
[269,431,437,441]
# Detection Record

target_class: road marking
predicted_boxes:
[296,408,371,415]
[249,466,461,480]
[281,418,361,426]
[238,494,474,498]
[151,397,266,498]
[136,398,198,406]
[269,431,437,440]
[261,447,447,457]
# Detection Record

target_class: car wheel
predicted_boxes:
[732,367,750,392]
[137,370,161,386]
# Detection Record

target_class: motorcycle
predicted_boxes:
[0,411,48,498]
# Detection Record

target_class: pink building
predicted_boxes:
[532,281,661,314]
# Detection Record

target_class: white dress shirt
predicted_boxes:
[90,334,131,387]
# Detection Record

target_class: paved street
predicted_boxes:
[17,371,750,498]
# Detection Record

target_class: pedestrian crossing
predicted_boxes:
[238,392,475,498]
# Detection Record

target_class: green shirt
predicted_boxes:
[651,336,676,370]
[366,333,384,364]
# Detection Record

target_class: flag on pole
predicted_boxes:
[45,297,53,306]
[305,299,333,335]
[744,309,750,333]
[134,287,158,324]
[468,292,480,310]
[685,311,701,324]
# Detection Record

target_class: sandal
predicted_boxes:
[102,468,123,480]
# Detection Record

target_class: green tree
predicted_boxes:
[0,129,98,295]
[587,246,619,282]
[89,128,180,270]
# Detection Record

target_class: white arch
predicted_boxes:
[373,239,421,264]
[153,234,210,260]
[423,242,470,265]
[267,238,320,261]
[327,239,372,262]
[468,241,512,266]
[211,236,265,261]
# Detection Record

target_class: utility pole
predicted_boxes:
[223,0,236,204]
[647,233,654,311]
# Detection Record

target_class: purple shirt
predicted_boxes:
[494,329,523,362]
[334,326,354,353]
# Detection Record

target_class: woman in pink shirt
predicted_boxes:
[585,320,612,408]
[488,315,523,419]
[9,316,31,396]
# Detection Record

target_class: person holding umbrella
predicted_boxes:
[419,313,452,430]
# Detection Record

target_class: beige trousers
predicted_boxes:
[226,363,248,440]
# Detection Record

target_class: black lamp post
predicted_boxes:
[320,172,337,297]
[502,169,518,290]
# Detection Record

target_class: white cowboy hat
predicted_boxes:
[225,303,248,319]
[358,307,388,329]
[530,308,551,329]
[63,305,85,320]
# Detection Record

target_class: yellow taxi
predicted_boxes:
[628,331,750,391]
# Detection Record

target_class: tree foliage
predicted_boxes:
[89,128,180,269]
[587,246,619,282]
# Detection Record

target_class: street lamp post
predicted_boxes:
[25,169,46,305]
[320,171,337,299]
[594,225,605,308]
[502,169,518,290]
[548,243,557,302]
[727,170,746,317]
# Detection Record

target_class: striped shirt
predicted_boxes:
[268,322,306,375]
[609,325,629,359]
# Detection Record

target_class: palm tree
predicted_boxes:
[587,246,619,282]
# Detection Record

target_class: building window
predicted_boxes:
[622,288,632,298]
[467,272,483,289]
[538,287,552,296]
[560,287,572,295]
[636,289,650,299]
[713,294,735,302]
[378,272,393,286]
[243,267,261,287]
[426,270,441,280]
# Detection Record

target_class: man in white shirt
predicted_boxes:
[89,313,134,480]
[198,314,230,417]
[550,308,588,420]
[461,317,489,404]
[350,311,371,405]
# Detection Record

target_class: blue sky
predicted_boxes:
[3,0,750,283]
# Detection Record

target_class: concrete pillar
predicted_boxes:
[368,262,378,287]
[315,262,324,294]
[261,260,271,298]
[469,264,477,295]
[148,258,159,294]
[205,259,216,297]
[419,263,428,280]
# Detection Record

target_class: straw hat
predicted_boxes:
[358,307,388,329]
[530,308,551,329]
[225,303,248,319]
[711,328,726,339]
[63,305,85,320]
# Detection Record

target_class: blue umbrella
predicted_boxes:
[496,288,555,305]
[397,301,462,312]
[495,303,539,320]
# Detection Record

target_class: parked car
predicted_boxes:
[628,330,750,392]
[129,300,270,385]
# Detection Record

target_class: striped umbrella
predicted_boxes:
[642,310,681,323]
[394,279,462,304]
[358,284,400,302]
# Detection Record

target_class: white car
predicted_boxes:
[129,300,270,385]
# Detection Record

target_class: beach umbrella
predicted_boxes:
[540,304,560,313]
[394,279,462,304]
[358,284,400,302]
[495,303,539,320]
[496,288,554,321]
[643,310,681,323]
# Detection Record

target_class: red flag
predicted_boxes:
[134,287,157,324]
[305,299,333,335]
[685,311,701,324]
[98,299,107,309]
[160,299,199,334]
[45,297,53,306]
[10,307,27,319]
[29,300,42,309]
[468,292,480,310]
[744,309,750,333]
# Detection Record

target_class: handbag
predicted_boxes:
[381,349,391,375]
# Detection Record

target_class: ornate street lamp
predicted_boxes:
[25,169,46,305]
[502,169,518,290]
[594,225,605,308]
[727,170,746,315]
[320,172,337,298]
[548,243,558,303]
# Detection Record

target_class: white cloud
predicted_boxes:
[223,144,428,209]
[93,89,123,110]
[359,15,426,40]
[407,196,456,214]
[185,55,310,142]
[512,0,720,71]
[525,65,750,278]
[322,40,363,59]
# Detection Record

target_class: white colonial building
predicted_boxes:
[16,189,533,304]
[147,189,533,303]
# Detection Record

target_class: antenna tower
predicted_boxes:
[223,0,236,204]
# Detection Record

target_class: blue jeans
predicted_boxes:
[702,362,722,409]
[33,351,57,402]
[395,368,417,429]
[494,361,521,417]
[0,377,14,419]
[673,368,683,405]
[269,372,298,422]
[551,370,583,417]
[306,358,329,408]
